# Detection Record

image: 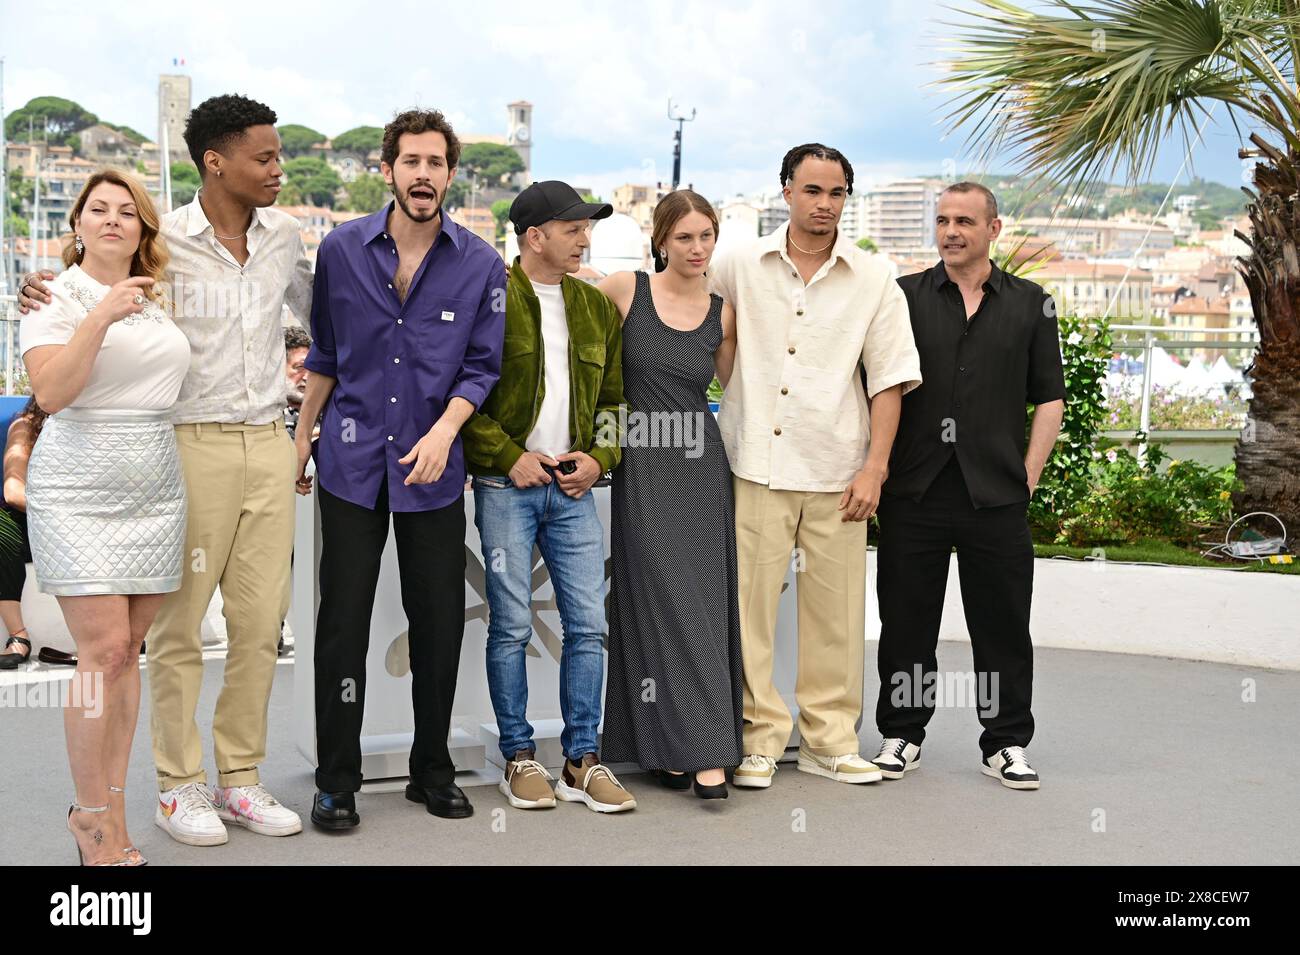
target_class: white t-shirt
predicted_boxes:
[19,264,192,412]
[524,280,573,459]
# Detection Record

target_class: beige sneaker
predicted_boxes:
[797,745,883,784]
[500,750,557,809]
[555,754,636,813]
[732,754,778,789]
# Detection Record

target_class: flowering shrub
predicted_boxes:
[1030,316,1240,546]
[1104,383,1248,431]
[1054,444,1239,546]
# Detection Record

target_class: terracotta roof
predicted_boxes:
[1169,295,1231,316]
[1032,262,1151,279]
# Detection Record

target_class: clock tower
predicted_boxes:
[507,100,533,188]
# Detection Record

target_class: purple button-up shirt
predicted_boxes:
[304,204,506,511]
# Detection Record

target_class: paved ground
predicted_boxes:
[2,642,1296,866]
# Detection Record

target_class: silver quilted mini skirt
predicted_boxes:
[26,408,187,596]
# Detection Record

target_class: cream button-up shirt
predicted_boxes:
[710,222,922,492]
[161,192,314,425]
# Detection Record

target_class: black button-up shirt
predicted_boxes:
[884,260,1066,508]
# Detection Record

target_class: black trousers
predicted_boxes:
[314,482,466,792]
[875,455,1035,758]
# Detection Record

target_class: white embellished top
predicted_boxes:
[19,264,192,412]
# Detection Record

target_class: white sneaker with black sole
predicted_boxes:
[981,746,1040,790]
[872,738,921,779]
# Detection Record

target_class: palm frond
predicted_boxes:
[936,0,1300,195]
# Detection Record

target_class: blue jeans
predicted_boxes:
[472,474,606,762]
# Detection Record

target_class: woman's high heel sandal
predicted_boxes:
[107,785,147,866]
[67,803,132,866]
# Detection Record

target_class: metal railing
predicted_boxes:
[1103,323,1258,437]
[0,299,1263,438]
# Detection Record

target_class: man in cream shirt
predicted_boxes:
[24,95,313,844]
[709,144,921,789]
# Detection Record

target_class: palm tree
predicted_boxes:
[939,0,1300,533]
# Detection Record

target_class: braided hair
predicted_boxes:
[779,143,854,195]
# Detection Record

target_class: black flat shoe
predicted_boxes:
[405,782,473,819]
[311,791,359,830]
[0,634,32,670]
[38,647,77,667]
[693,777,729,800]
[648,769,692,791]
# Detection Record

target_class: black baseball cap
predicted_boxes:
[510,180,613,235]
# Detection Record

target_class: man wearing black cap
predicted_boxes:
[462,181,637,814]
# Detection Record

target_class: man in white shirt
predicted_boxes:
[22,94,311,846]
[462,181,638,814]
[709,144,922,789]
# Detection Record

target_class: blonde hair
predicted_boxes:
[63,169,169,302]
[650,190,719,272]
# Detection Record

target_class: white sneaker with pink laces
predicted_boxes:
[211,783,303,836]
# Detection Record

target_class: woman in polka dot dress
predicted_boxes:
[597,190,742,800]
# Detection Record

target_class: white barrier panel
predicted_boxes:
[289,469,840,781]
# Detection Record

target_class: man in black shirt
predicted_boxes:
[871,182,1065,790]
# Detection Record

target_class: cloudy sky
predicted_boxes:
[1,0,1260,200]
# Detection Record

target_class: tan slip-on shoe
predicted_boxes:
[555,753,636,813]
[500,750,557,809]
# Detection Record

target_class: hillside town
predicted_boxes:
[4,75,1254,366]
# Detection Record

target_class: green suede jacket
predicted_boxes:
[462,258,625,476]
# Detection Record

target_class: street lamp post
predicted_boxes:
[667,98,696,192]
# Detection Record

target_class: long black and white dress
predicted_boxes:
[602,271,743,772]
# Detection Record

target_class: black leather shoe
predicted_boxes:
[0,635,32,670]
[693,776,729,800]
[405,782,473,819]
[37,647,77,666]
[311,791,359,830]
[648,769,691,791]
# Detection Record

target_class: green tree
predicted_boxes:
[282,156,342,207]
[170,162,201,206]
[345,172,389,213]
[445,180,469,209]
[6,168,32,238]
[458,142,524,183]
[4,96,98,145]
[332,125,383,157]
[942,0,1300,533]
[490,198,512,238]
[277,181,304,206]
[856,236,878,253]
[278,124,326,158]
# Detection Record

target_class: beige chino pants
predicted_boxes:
[146,420,297,791]
[733,476,868,757]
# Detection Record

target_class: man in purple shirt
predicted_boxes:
[294,109,505,829]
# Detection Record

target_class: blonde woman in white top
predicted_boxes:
[20,169,191,865]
